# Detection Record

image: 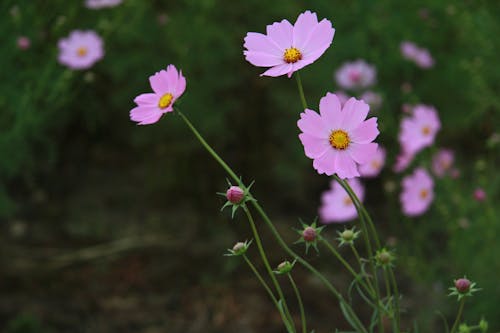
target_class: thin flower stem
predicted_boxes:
[450,298,466,333]
[243,255,295,333]
[319,236,375,298]
[350,244,375,292]
[178,110,367,333]
[287,273,307,333]
[389,268,401,331]
[242,205,296,333]
[295,73,308,109]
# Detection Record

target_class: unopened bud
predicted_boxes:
[302,227,316,242]
[226,186,245,204]
[232,242,246,252]
[375,248,395,267]
[275,260,295,274]
[455,278,471,293]
[341,229,354,241]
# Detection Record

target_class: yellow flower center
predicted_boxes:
[419,189,429,199]
[158,93,174,109]
[421,125,431,136]
[283,47,302,63]
[329,130,350,150]
[76,46,88,57]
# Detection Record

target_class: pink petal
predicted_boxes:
[350,118,379,144]
[134,93,158,106]
[174,70,187,98]
[266,20,293,50]
[299,133,330,158]
[319,93,343,127]
[335,152,360,179]
[244,51,283,67]
[244,32,282,56]
[297,109,329,138]
[313,149,337,175]
[341,98,370,130]
[149,72,168,94]
[301,19,335,55]
[164,65,179,92]
[292,11,318,50]
[130,106,163,125]
[261,63,293,77]
[348,143,378,165]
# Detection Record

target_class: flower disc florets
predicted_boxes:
[448,276,480,301]
[294,219,325,254]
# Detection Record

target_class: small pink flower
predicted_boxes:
[360,91,382,111]
[298,93,379,179]
[400,41,434,69]
[400,168,434,216]
[130,65,186,125]
[335,59,376,90]
[319,178,365,223]
[401,103,413,114]
[400,41,419,60]
[398,104,440,155]
[243,10,335,78]
[58,30,104,70]
[432,149,454,177]
[393,150,415,173]
[473,188,486,202]
[359,146,386,178]
[85,0,122,9]
[17,36,31,50]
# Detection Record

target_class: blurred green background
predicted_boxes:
[1,0,499,332]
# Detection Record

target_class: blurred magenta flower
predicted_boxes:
[359,146,386,177]
[400,41,419,60]
[335,59,376,90]
[400,168,434,216]
[58,30,104,70]
[319,178,365,223]
[130,65,186,125]
[393,150,415,173]
[473,188,486,202]
[243,10,335,78]
[432,149,454,177]
[400,41,434,69]
[360,91,382,111]
[17,36,30,50]
[85,0,122,9]
[398,104,440,155]
[298,93,379,179]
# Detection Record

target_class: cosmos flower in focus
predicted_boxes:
[58,30,104,70]
[243,10,335,78]
[319,178,364,223]
[85,0,122,9]
[335,60,376,90]
[400,168,434,216]
[432,149,454,177]
[398,104,440,155]
[130,64,186,125]
[298,93,379,179]
[359,146,386,177]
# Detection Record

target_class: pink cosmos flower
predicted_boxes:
[243,10,335,78]
[359,146,386,177]
[335,60,376,90]
[398,104,440,155]
[432,149,454,177]
[393,149,415,173]
[319,178,365,223]
[400,41,419,60]
[58,30,104,70]
[17,36,31,50]
[130,65,186,125]
[85,0,122,9]
[360,91,382,111]
[400,168,434,216]
[400,41,434,69]
[298,93,379,179]
[473,188,486,202]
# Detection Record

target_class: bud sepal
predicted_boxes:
[273,260,296,275]
[225,240,252,257]
[448,276,481,301]
[294,218,325,254]
[336,227,361,247]
[218,179,256,218]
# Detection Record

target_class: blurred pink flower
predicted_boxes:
[243,10,335,78]
[398,104,440,155]
[400,41,434,69]
[85,0,122,9]
[58,30,104,70]
[473,188,486,202]
[298,93,379,179]
[334,91,350,106]
[400,41,419,59]
[359,146,386,177]
[432,149,454,177]
[393,150,415,173]
[319,178,365,223]
[130,65,186,125]
[360,91,382,111]
[17,36,30,50]
[335,59,376,90]
[400,168,434,216]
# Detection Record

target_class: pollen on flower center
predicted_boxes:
[283,47,302,63]
[419,189,429,199]
[158,93,174,109]
[421,125,431,135]
[76,46,88,57]
[329,130,350,150]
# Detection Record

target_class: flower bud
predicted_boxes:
[274,260,295,275]
[232,242,246,252]
[226,186,245,204]
[375,248,395,267]
[225,240,252,256]
[336,227,360,247]
[455,278,471,293]
[302,226,316,242]
[341,229,354,241]
[17,36,31,50]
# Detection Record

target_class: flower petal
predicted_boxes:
[313,149,337,175]
[335,152,360,179]
[341,98,370,130]
[297,108,329,138]
[149,71,168,94]
[134,93,158,106]
[130,106,163,125]
[292,11,318,49]
[266,20,293,50]
[261,63,293,77]
[301,19,335,56]
[350,118,379,144]
[244,51,283,67]
[299,133,330,158]
[244,32,282,55]
[319,92,343,128]
[348,142,378,165]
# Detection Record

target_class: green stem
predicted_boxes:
[242,205,295,333]
[295,72,308,109]
[320,237,375,298]
[389,268,401,331]
[450,298,466,333]
[243,255,294,333]
[350,244,375,292]
[288,273,307,333]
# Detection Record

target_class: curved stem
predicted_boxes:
[450,298,466,333]
[243,205,295,333]
[243,255,294,333]
[389,268,401,331]
[350,244,375,292]
[295,72,308,109]
[288,273,307,333]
